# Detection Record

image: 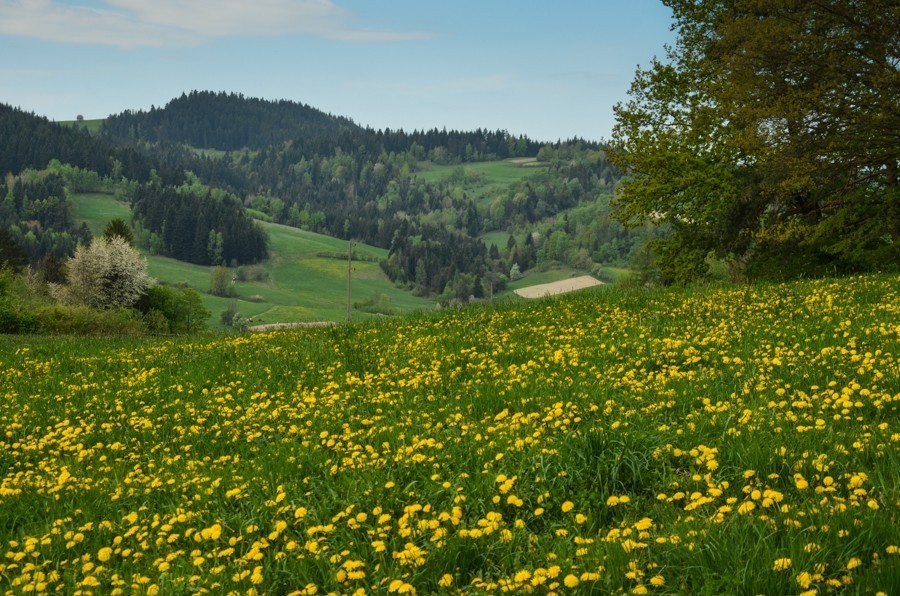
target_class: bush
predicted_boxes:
[353,293,397,316]
[235,265,269,282]
[34,305,144,335]
[143,308,170,334]
[0,268,38,334]
[49,236,153,308]
[210,266,234,297]
[137,285,210,333]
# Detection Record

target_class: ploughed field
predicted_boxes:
[1,276,898,594]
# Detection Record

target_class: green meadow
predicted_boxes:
[1,275,897,594]
[415,159,547,209]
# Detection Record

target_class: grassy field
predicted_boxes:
[71,193,131,236]
[70,194,431,326]
[416,159,546,210]
[1,275,897,594]
[59,118,105,134]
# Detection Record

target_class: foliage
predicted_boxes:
[0,103,183,185]
[32,304,145,335]
[0,268,38,333]
[136,284,210,333]
[0,275,897,593]
[49,236,153,309]
[235,264,269,282]
[611,0,900,281]
[0,169,92,266]
[102,218,134,245]
[353,292,397,316]
[209,266,233,297]
[131,183,267,266]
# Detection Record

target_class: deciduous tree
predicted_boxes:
[50,236,153,308]
[611,0,899,281]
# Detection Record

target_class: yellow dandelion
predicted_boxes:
[773,558,791,571]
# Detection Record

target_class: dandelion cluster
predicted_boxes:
[1,275,897,593]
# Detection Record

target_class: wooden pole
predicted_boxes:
[347,240,352,322]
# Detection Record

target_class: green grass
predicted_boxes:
[480,230,515,249]
[416,158,545,185]
[416,159,547,210]
[2,275,897,594]
[59,118,105,134]
[71,193,131,236]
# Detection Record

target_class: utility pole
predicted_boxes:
[346,239,352,322]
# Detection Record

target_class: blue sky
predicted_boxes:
[0,1,674,142]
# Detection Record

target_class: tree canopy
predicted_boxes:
[611,0,899,281]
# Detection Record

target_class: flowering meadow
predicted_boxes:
[1,275,898,594]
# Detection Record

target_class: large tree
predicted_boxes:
[611,0,899,281]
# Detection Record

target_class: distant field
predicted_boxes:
[416,159,547,209]
[59,118,105,134]
[513,275,603,298]
[69,193,431,327]
[71,193,130,235]
[506,268,590,292]
[480,230,514,249]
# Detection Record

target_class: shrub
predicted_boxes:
[210,266,234,297]
[235,265,269,282]
[143,308,170,334]
[0,268,38,334]
[353,293,397,316]
[137,285,210,333]
[34,305,144,335]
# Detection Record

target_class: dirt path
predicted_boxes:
[246,321,336,333]
[513,275,603,298]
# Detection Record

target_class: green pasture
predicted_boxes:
[59,118,105,134]
[415,159,547,209]
[71,193,131,236]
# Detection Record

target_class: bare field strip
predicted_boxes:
[513,275,603,298]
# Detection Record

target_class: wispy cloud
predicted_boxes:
[0,0,436,47]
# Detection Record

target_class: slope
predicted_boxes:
[71,193,431,326]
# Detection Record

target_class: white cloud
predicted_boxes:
[0,0,435,47]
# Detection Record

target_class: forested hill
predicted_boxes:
[0,104,267,269]
[2,93,639,301]
[100,90,546,158]
[0,103,183,186]
[102,91,357,151]
[92,91,631,299]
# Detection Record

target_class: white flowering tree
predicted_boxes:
[50,236,154,308]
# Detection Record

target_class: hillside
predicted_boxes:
[70,192,431,325]
[101,91,360,151]
[3,94,648,315]
[2,275,897,593]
